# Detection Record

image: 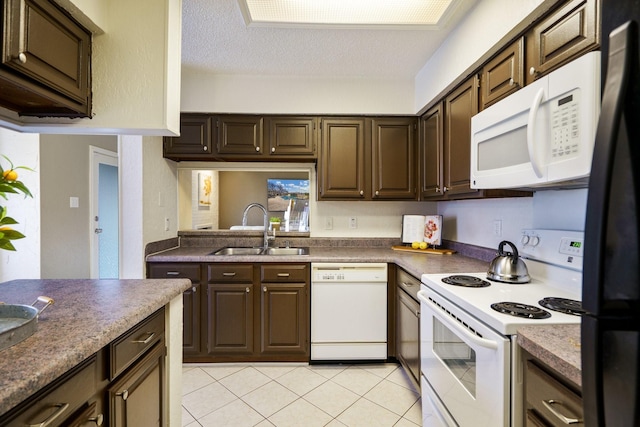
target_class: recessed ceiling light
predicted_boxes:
[238,0,463,29]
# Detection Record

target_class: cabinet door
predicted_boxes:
[260,283,308,356]
[108,343,165,427]
[217,115,264,155]
[147,263,201,356]
[207,283,254,355]
[444,76,479,197]
[318,118,367,199]
[1,0,91,116]
[397,289,420,386]
[371,117,417,200]
[266,116,317,157]
[525,0,599,84]
[419,103,444,200]
[163,114,214,159]
[480,37,524,109]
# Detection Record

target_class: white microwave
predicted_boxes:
[471,51,601,190]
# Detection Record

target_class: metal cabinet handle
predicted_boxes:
[191,286,197,293]
[246,287,250,293]
[255,146,260,152]
[415,310,420,317]
[132,332,155,344]
[401,281,414,287]
[263,286,267,292]
[277,273,290,277]
[435,187,441,193]
[18,53,27,64]
[509,78,514,86]
[88,414,104,426]
[443,186,449,192]
[116,390,129,401]
[203,146,208,151]
[166,271,180,276]
[27,403,70,427]
[222,272,236,276]
[542,400,582,424]
[359,190,364,196]
[271,147,276,153]
[375,190,379,196]
[529,66,538,76]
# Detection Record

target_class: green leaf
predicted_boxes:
[1,229,25,240]
[0,241,16,251]
[0,216,18,225]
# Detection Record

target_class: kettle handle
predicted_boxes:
[498,240,519,264]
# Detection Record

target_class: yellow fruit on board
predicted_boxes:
[411,241,420,249]
[419,242,428,250]
[2,169,18,181]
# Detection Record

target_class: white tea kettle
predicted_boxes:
[487,240,531,284]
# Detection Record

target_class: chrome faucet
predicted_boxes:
[241,203,273,249]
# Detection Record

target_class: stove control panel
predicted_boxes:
[519,229,584,271]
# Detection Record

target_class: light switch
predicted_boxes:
[70,197,79,208]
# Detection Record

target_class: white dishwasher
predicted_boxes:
[311,263,388,361]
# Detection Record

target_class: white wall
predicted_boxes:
[181,71,415,115]
[0,0,182,136]
[0,129,41,282]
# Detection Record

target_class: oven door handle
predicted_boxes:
[418,290,499,350]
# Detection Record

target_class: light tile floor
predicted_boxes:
[182,362,422,427]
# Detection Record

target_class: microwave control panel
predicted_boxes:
[550,89,580,159]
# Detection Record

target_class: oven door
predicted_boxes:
[418,288,510,427]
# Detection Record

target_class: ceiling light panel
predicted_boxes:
[240,0,457,27]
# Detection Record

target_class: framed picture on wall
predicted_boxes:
[198,171,213,207]
[267,179,309,212]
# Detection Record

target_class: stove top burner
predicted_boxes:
[538,297,586,316]
[441,275,491,288]
[490,302,551,319]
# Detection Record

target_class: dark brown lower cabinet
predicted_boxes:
[207,282,254,356]
[395,268,420,387]
[108,342,165,427]
[204,263,310,362]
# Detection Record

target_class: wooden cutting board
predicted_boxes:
[391,245,456,255]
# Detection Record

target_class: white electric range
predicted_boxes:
[418,229,584,427]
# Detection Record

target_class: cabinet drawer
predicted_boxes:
[261,264,309,282]
[110,308,165,379]
[208,264,254,282]
[148,263,201,282]
[397,268,420,301]
[3,357,97,427]
[525,360,583,426]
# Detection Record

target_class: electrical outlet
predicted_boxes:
[493,220,502,236]
[324,217,333,230]
[164,217,170,231]
[349,216,357,229]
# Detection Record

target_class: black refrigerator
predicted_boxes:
[582,1,640,426]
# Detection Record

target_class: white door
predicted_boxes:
[90,147,119,279]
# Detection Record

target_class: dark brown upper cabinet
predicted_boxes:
[419,103,444,200]
[444,75,479,198]
[318,117,367,199]
[371,117,416,200]
[0,0,92,117]
[163,114,215,160]
[525,0,599,84]
[480,37,524,110]
[265,116,317,158]
[216,115,264,156]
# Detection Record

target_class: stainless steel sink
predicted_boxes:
[211,247,264,255]
[264,247,309,256]
[211,247,309,256]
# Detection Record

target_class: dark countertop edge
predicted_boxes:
[517,324,582,388]
[0,278,192,417]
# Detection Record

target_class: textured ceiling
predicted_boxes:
[181,0,476,79]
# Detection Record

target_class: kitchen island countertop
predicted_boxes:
[0,278,191,417]
[517,324,582,387]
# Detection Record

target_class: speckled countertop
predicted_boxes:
[146,246,491,279]
[517,324,582,387]
[0,278,191,417]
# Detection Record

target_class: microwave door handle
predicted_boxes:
[527,87,545,178]
[418,290,498,350]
